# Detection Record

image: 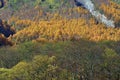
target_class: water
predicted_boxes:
[75,0,115,28]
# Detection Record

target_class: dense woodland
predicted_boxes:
[0,0,120,80]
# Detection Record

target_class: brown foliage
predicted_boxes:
[0,34,13,46]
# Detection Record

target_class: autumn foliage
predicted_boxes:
[99,1,120,27]
[10,17,120,43]
[5,0,119,44]
[0,0,120,80]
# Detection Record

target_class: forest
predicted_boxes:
[0,0,120,80]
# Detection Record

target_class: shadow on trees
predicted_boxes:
[0,19,15,46]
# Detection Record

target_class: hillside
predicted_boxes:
[0,0,120,80]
